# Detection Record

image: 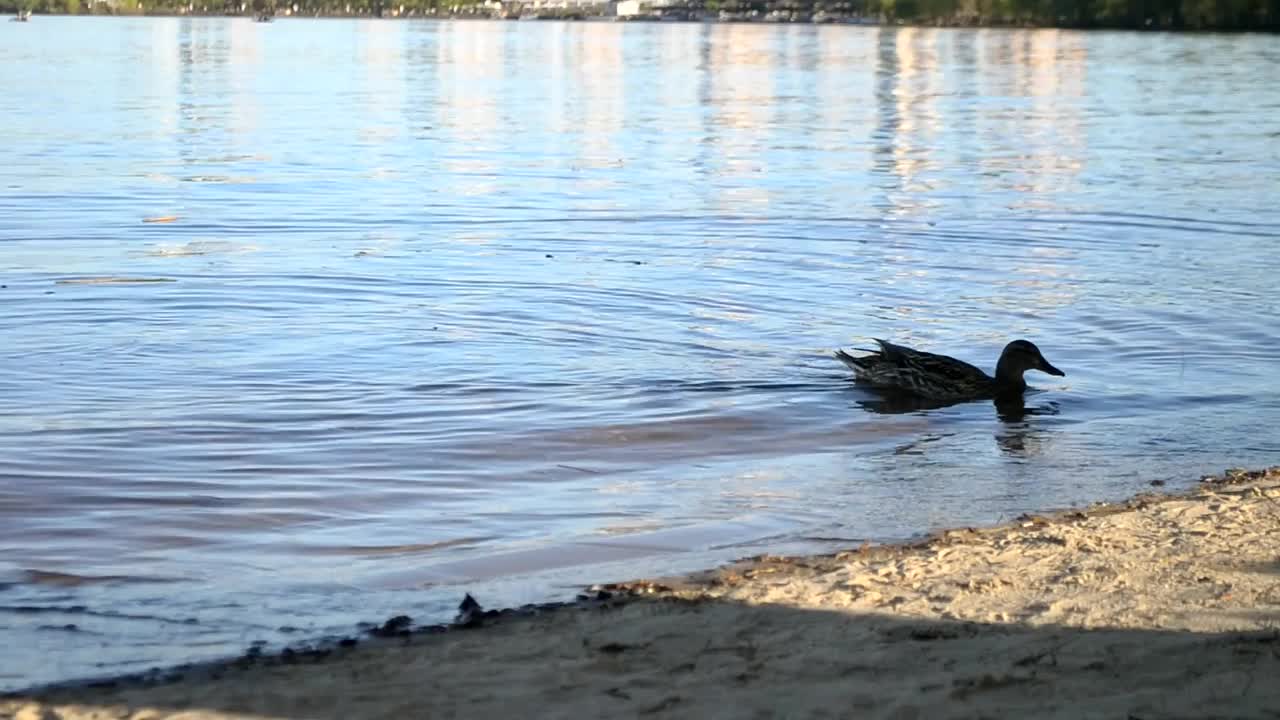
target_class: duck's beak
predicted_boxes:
[1038,357,1065,377]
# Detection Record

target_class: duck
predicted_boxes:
[834,338,1064,402]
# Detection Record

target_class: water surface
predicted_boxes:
[1,18,1279,690]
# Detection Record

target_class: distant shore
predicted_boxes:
[8,8,1279,31]
[5,465,1279,718]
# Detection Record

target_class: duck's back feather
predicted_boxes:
[835,339,995,400]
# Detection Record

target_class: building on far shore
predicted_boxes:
[610,0,700,19]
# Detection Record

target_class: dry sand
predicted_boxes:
[5,468,1280,720]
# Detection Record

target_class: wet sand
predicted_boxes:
[4,467,1279,719]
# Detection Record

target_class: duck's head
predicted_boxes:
[996,340,1065,384]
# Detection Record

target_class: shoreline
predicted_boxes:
[11,11,1280,32]
[4,465,1278,717]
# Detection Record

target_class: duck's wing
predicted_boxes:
[879,340,990,383]
[837,339,993,399]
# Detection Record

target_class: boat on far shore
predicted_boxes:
[11,9,32,20]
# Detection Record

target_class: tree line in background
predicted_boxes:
[4,0,1277,32]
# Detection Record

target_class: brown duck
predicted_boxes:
[835,338,1065,401]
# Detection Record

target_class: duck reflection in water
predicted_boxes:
[853,390,1061,458]
[852,390,1060,421]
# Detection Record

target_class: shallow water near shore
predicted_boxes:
[2,17,1279,690]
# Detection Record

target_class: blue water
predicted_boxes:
[1,18,1278,690]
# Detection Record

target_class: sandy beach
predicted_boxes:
[5,467,1279,720]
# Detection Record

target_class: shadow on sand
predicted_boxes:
[5,591,1279,719]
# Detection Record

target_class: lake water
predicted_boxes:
[1,17,1278,690]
